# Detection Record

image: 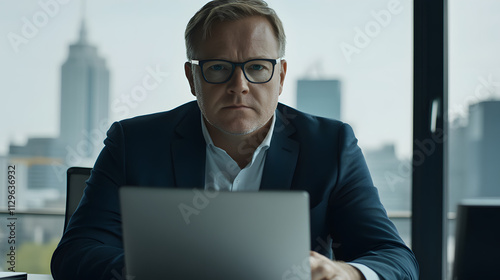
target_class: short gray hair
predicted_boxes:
[185,0,286,60]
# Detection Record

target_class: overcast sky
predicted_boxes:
[1,0,499,158]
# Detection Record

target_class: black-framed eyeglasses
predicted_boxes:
[189,58,281,84]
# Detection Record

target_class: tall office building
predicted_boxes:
[7,19,109,207]
[59,20,109,158]
[448,122,468,211]
[466,100,500,197]
[296,79,341,120]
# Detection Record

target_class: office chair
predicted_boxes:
[452,198,500,279]
[64,167,92,231]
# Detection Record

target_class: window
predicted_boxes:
[278,0,413,245]
[0,0,413,273]
[448,0,500,278]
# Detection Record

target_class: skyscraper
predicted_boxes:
[296,79,341,120]
[7,19,109,206]
[448,122,468,211]
[59,20,109,159]
[466,100,500,197]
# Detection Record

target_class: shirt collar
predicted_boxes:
[201,112,276,150]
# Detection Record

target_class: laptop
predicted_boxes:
[120,186,311,280]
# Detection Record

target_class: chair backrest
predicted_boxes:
[452,198,500,279]
[65,167,92,231]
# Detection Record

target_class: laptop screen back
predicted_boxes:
[120,187,311,280]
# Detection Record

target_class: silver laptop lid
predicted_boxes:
[120,187,311,280]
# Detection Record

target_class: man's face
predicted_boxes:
[185,16,287,136]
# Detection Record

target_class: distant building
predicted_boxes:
[0,155,8,209]
[296,79,341,120]
[448,122,468,212]
[448,99,500,212]
[466,100,500,197]
[59,20,109,158]
[364,144,411,212]
[9,138,64,190]
[6,20,109,209]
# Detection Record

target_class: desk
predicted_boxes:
[28,275,52,280]
[0,274,51,280]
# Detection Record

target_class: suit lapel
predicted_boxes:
[260,106,299,191]
[171,103,299,191]
[171,104,206,189]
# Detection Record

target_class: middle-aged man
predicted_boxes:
[51,1,419,279]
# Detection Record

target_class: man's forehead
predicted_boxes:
[194,16,280,59]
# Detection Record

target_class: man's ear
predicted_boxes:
[278,59,287,95]
[184,62,196,96]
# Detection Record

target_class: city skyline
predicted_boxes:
[0,1,498,276]
[1,0,499,159]
[1,0,412,159]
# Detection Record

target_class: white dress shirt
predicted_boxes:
[201,114,275,191]
[200,114,380,280]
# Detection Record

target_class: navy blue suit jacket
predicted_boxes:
[51,101,418,279]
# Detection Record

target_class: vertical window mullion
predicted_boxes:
[412,0,448,279]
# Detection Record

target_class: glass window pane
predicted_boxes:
[0,0,413,273]
[0,213,62,273]
[448,0,500,278]
[279,0,413,246]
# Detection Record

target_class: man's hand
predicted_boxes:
[310,251,366,280]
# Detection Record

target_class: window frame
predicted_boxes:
[412,0,449,279]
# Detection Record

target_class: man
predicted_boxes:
[51,1,418,279]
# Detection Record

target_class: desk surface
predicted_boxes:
[28,275,52,280]
[0,273,51,280]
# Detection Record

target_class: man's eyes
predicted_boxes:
[248,64,265,71]
[205,61,269,72]
[208,64,228,71]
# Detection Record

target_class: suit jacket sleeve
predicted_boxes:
[327,123,418,279]
[51,121,127,280]
[51,102,203,280]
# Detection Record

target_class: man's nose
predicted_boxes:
[227,66,249,94]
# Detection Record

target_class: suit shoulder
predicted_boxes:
[276,103,346,135]
[117,101,198,132]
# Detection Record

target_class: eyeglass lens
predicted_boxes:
[202,60,274,83]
